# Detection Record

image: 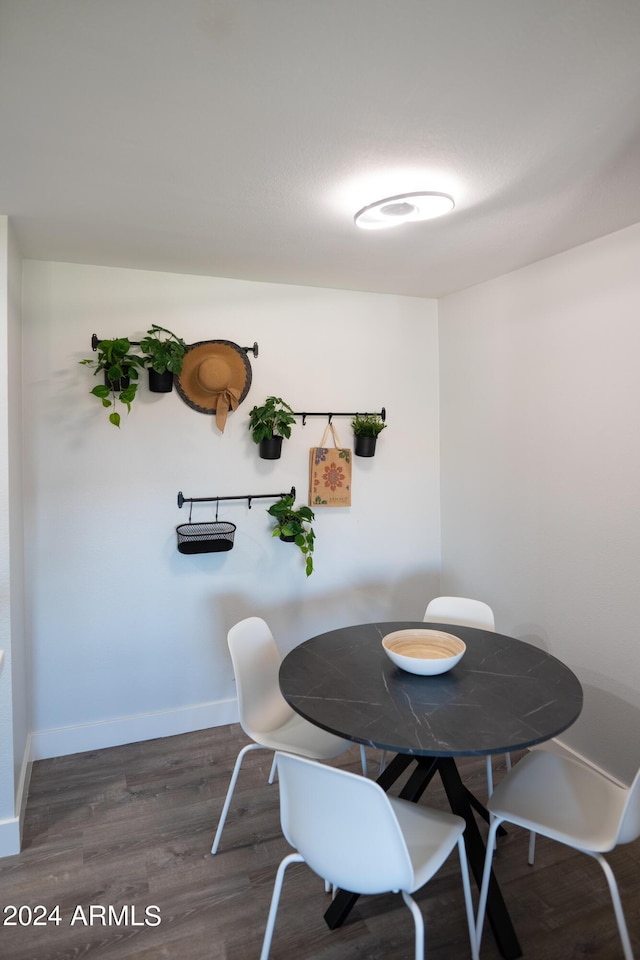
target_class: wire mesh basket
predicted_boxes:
[176,521,236,554]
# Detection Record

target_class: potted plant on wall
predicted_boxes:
[140,324,187,392]
[248,396,297,459]
[80,337,145,427]
[267,493,315,576]
[351,413,387,457]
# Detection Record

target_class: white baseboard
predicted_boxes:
[0,815,21,857]
[29,698,240,762]
[0,739,32,857]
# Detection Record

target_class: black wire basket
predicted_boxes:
[176,521,236,554]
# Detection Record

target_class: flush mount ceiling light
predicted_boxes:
[354,191,455,230]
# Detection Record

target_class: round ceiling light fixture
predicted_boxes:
[354,191,455,230]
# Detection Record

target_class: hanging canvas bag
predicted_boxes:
[309,422,352,507]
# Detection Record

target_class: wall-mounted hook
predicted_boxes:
[328,413,333,424]
[247,496,252,509]
[244,342,259,357]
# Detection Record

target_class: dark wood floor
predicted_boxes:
[0,725,638,960]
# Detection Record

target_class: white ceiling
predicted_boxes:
[2,0,640,299]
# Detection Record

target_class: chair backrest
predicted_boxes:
[424,596,495,631]
[617,765,640,844]
[276,751,414,895]
[227,617,293,738]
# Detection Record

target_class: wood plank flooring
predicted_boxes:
[0,725,638,960]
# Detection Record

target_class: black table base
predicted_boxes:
[323,754,522,960]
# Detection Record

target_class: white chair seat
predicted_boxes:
[260,751,479,960]
[489,750,627,851]
[253,710,351,759]
[211,617,365,855]
[389,796,469,890]
[476,749,640,960]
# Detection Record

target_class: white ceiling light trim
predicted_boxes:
[354,191,455,230]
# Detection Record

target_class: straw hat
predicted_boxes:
[176,340,252,432]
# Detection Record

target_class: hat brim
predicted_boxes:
[175,340,252,415]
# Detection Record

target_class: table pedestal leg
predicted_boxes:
[438,757,521,960]
[324,754,521,960]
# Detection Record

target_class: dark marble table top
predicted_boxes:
[279,621,583,757]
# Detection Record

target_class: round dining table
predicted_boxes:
[279,620,583,960]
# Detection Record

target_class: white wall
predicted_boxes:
[0,216,29,855]
[439,223,640,781]
[21,261,441,759]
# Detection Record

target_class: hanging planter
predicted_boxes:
[140,325,187,394]
[267,493,315,576]
[148,368,174,393]
[248,396,296,460]
[105,371,130,392]
[79,337,144,428]
[259,436,283,460]
[351,413,387,458]
[354,435,377,458]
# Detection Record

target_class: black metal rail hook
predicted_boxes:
[177,486,296,510]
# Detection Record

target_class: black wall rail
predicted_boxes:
[92,334,259,356]
[177,486,295,511]
[293,408,386,426]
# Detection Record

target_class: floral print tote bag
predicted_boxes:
[309,423,352,507]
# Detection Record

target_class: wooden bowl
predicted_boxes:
[382,629,466,675]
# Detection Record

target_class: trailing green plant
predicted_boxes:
[351,413,387,438]
[267,493,315,577]
[80,337,145,428]
[139,324,187,375]
[248,396,296,443]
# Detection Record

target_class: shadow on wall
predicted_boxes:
[552,680,640,786]
[212,568,440,659]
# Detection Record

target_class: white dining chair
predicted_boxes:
[423,596,509,794]
[211,616,366,855]
[260,751,479,960]
[476,749,640,960]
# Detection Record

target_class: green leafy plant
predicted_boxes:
[351,413,387,438]
[248,396,296,443]
[139,324,187,375]
[80,337,145,428]
[267,493,315,577]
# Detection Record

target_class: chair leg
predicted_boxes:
[505,751,512,771]
[268,754,278,784]
[475,816,503,951]
[211,742,267,854]
[590,852,634,960]
[485,755,494,796]
[359,744,367,777]
[401,891,424,960]
[260,852,305,960]
[379,750,387,773]
[457,835,480,960]
[528,831,536,865]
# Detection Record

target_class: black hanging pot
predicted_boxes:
[279,533,296,542]
[148,368,174,393]
[259,436,283,460]
[354,435,377,458]
[104,372,130,392]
